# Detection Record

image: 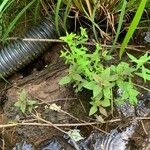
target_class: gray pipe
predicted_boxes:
[0,14,63,77]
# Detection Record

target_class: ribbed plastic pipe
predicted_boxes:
[0,14,63,77]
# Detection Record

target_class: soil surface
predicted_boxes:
[0,38,149,149]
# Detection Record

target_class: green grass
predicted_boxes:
[119,0,148,57]
[34,0,41,24]
[0,0,14,38]
[0,0,13,13]
[63,0,72,31]
[0,0,42,42]
[2,0,36,41]
[112,0,127,51]
[55,0,62,36]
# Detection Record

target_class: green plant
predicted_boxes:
[67,129,84,142]
[2,0,36,41]
[127,52,150,82]
[119,0,148,57]
[14,89,37,114]
[59,27,150,115]
[0,0,14,38]
[112,0,127,50]
[0,0,41,41]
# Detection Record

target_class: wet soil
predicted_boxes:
[0,44,91,149]
[0,32,149,149]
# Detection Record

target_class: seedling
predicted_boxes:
[14,89,37,114]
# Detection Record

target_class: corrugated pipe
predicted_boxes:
[0,13,64,77]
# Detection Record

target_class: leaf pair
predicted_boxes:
[128,52,150,82]
[14,89,37,114]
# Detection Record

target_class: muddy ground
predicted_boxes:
[0,33,149,149]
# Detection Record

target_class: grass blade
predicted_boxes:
[34,0,40,24]
[63,0,71,31]
[2,0,36,41]
[55,0,62,36]
[119,0,148,58]
[111,0,127,51]
[0,0,9,13]
[0,0,14,14]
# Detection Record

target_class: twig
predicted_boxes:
[2,37,147,52]
[140,120,148,135]
[33,113,80,150]
[136,117,150,120]
[134,83,150,92]
[1,117,150,128]
[33,113,67,134]
[78,98,87,113]
[33,98,109,134]
[0,121,101,129]
[36,97,77,104]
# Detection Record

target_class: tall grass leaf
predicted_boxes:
[0,74,10,84]
[112,0,127,51]
[119,0,148,58]
[0,0,14,14]
[85,0,92,17]
[2,0,36,41]
[34,0,40,24]
[145,1,150,8]
[79,0,102,41]
[73,0,83,12]
[91,4,98,41]
[0,0,9,13]
[55,0,62,36]
[0,0,14,38]
[63,0,71,31]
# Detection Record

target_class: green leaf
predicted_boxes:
[93,85,102,98]
[67,129,84,142]
[59,76,71,85]
[28,100,37,106]
[100,99,110,107]
[80,27,88,40]
[128,89,139,105]
[20,103,26,113]
[135,66,150,82]
[142,65,150,82]
[120,0,148,57]
[101,67,111,80]
[117,81,139,105]
[128,52,150,70]
[89,105,98,116]
[28,106,33,113]
[136,53,150,69]
[109,74,119,81]
[103,87,111,99]
[19,89,28,102]
[112,0,127,50]
[101,50,112,61]
[82,80,95,90]
[136,72,150,81]
[127,53,138,62]
[115,97,125,105]
[14,101,21,108]
[121,91,129,100]
[2,0,36,41]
